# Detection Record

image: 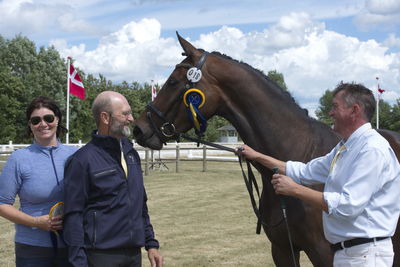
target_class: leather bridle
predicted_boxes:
[145,52,209,142]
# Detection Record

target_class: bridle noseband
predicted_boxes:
[145,52,209,142]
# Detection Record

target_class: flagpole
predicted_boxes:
[66,57,71,144]
[150,80,155,166]
[151,79,155,101]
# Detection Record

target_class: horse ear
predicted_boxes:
[176,31,200,58]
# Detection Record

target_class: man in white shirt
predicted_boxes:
[239,82,400,266]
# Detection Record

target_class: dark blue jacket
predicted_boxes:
[63,132,159,267]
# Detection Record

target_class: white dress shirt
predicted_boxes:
[286,123,400,244]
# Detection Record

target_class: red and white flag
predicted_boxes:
[376,77,385,99]
[151,82,157,101]
[69,63,85,100]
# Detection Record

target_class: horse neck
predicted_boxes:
[213,64,337,161]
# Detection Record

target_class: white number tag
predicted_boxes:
[187,67,202,83]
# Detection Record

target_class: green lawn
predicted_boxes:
[0,161,313,266]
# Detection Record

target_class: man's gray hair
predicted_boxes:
[91,95,113,127]
[333,82,376,122]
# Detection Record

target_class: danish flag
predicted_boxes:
[69,63,85,100]
[151,83,157,101]
[376,77,385,95]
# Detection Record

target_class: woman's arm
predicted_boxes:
[0,204,61,231]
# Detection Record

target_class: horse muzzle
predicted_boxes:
[133,124,164,150]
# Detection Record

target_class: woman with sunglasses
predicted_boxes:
[0,96,78,267]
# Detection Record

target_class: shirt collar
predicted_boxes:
[342,122,372,150]
[32,140,61,149]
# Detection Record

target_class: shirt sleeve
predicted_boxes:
[324,147,386,218]
[0,153,21,205]
[286,151,334,185]
[63,156,89,267]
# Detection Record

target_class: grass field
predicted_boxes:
[0,160,313,266]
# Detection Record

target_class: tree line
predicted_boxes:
[315,89,400,132]
[0,35,293,144]
[3,35,395,145]
[0,35,254,144]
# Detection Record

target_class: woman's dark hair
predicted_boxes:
[26,96,68,138]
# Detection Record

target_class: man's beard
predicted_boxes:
[110,120,131,138]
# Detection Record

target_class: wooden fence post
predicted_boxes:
[8,141,13,151]
[151,149,154,169]
[176,144,180,173]
[202,145,207,172]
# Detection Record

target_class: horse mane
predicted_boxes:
[210,51,312,118]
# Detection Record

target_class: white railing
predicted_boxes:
[0,141,243,175]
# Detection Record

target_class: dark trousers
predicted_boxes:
[15,242,71,267]
[87,247,142,267]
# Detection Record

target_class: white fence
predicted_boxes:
[0,141,243,175]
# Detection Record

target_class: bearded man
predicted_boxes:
[63,91,163,267]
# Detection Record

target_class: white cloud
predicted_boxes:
[54,18,179,82]
[58,13,105,36]
[0,0,63,37]
[53,12,400,113]
[0,0,105,41]
[248,12,324,53]
[383,33,400,48]
[195,27,246,60]
[354,0,400,30]
[365,0,400,15]
[101,18,161,45]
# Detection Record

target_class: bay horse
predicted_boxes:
[133,32,400,266]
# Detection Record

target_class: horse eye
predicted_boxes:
[168,78,180,86]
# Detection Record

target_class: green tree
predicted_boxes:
[384,100,400,133]
[204,116,230,142]
[0,67,25,143]
[315,89,334,125]
[371,100,391,130]
[267,70,287,90]
[0,35,39,143]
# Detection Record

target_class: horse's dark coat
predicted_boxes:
[133,33,400,267]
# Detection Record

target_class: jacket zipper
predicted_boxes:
[93,169,117,177]
[123,148,134,242]
[49,147,60,185]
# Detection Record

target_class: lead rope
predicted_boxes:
[180,135,262,230]
[180,134,298,266]
[272,167,298,267]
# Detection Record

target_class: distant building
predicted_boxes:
[217,125,238,143]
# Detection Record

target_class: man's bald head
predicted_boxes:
[92,91,128,127]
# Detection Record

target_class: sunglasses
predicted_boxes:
[30,114,56,126]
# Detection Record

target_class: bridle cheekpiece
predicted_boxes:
[146,52,209,142]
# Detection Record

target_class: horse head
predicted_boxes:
[134,33,223,149]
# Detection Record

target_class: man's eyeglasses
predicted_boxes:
[111,111,133,118]
[30,114,56,125]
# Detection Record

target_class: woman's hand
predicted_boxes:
[34,214,63,232]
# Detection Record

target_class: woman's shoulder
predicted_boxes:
[4,145,35,166]
[60,144,80,153]
[10,145,32,157]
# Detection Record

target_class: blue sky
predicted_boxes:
[1,0,400,116]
